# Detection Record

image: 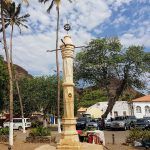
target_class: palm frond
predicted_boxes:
[47,0,54,13]
[15,4,21,17]
[15,22,22,34]
[1,1,30,33]
[18,22,28,29]
[10,2,16,17]
[18,13,30,20]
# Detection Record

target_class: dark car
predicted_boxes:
[135,118,150,130]
[143,117,150,123]
[76,117,91,130]
[126,116,137,128]
[86,119,98,129]
[111,116,130,130]
[105,119,112,129]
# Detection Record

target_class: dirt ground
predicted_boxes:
[0,130,146,150]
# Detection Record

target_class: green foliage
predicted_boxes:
[74,96,79,116]
[31,120,43,128]
[0,55,8,112]
[0,1,30,32]
[29,127,51,137]
[127,128,150,143]
[13,75,63,116]
[74,38,150,117]
[79,89,107,107]
[0,128,9,135]
[74,37,122,86]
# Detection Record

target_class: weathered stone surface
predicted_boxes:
[58,35,103,150]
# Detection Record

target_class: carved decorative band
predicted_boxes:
[62,83,74,86]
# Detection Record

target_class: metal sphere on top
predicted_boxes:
[64,23,71,32]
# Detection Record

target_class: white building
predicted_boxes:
[85,101,130,119]
[132,95,150,118]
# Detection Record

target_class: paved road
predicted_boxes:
[104,130,129,144]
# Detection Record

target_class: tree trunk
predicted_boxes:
[10,24,26,134]
[15,78,26,133]
[1,1,14,147]
[10,25,13,69]
[56,6,61,133]
[102,79,127,118]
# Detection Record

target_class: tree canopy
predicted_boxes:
[0,55,8,112]
[13,76,63,116]
[74,38,150,118]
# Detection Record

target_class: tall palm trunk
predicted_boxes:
[10,25,26,133]
[56,5,61,133]
[15,77,26,133]
[1,1,14,147]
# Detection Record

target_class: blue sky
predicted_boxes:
[0,0,150,81]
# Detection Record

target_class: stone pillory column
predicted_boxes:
[56,35,80,150]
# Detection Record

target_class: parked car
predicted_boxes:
[126,116,137,128]
[76,117,91,130]
[86,119,98,129]
[111,116,130,130]
[134,118,150,130]
[105,119,112,129]
[3,118,31,130]
[143,117,150,122]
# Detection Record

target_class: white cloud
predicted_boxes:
[1,0,149,77]
[120,20,150,47]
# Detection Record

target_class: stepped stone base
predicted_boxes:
[56,142,103,150]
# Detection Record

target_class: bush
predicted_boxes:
[126,128,150,144]
[29,127,51,137]
[31,120,43,128]
[0,128,9,135]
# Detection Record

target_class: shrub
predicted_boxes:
[31,120,43,128]
[126,128,150,144]
[29,127,51,137]
[0,128,9,135]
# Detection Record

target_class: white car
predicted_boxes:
[3,118,31,130]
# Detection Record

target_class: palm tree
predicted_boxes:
[39,0,62,133]
[0,2,30,134]
[0,0,14,147]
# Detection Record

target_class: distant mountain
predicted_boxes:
[14,64,32,79]
[75,78,144,103]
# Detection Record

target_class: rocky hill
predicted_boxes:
[75,78,144,102]
[14,64,32,79]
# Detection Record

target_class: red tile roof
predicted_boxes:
[132,95,150,102]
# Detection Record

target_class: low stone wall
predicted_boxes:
[26,136,51,143]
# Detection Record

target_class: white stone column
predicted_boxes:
[57,35,80,150]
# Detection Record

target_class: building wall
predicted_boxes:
[133,102,150,118]
[86,101,130,119]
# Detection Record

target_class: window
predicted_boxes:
[114,111,118,117]
[123,111,127,116]
[145,106,150,115]
[136,106,141,113]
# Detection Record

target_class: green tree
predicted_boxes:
[74,38,150,118]
[1,1,30,133]
[0,55,8,112]
[1,1,14,146]
[79,89,107,108]
[14,76,63,120]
